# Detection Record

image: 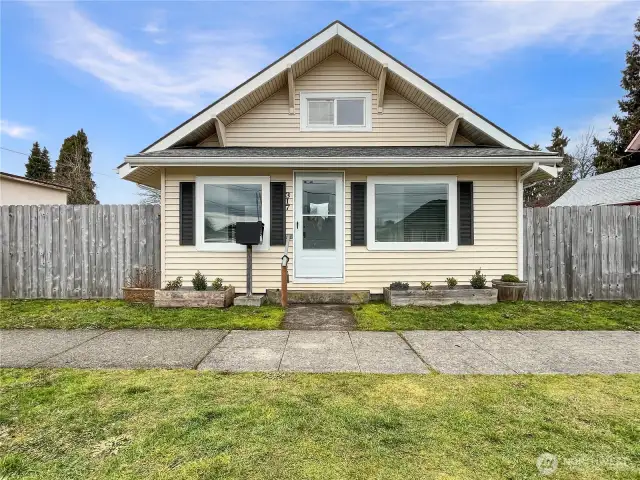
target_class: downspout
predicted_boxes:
[517,162,539,280]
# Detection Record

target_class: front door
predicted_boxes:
[294,173,344,281]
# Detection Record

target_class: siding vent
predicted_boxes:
[351,182,367,246]
[270,182,286,246]
[179,182,195,246]
[457,181,474,245]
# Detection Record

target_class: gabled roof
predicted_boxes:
[551,165,640,206]
[626,130,640,152]
[141,21,532,153]
[0,172,72,192]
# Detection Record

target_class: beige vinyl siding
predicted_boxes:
[198,54,450,147]
[453,134,475,146]
[162,167,516,294]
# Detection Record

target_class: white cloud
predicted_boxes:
[0,119,34,139]
[29,2,273,112]
[374,0,639,75]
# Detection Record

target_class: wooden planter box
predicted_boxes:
[491,280,528,302]
[122,287,155,305]
[383,285,497,306]
[154,287,235,308]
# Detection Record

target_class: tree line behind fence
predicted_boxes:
[0,205,160,299]
[0,204,638,300]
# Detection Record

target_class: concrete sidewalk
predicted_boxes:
[1,329,638,374]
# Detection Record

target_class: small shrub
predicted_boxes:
[211,277,224,291]
[470,269,487,289]
[500,274,521,283]
[390,281,409,291]
[420,281,432,291]
[164,276,182,291]
[126,265,159,289]
[446,277,458,289]
[192,271,208,291]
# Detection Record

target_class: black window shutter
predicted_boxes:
[179,182,195,246]
[351,182,367,246]
[270,182,286,246]
[458,181,474,245]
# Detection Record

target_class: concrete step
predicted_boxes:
[265,289,370,305]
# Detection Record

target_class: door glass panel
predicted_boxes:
[303,216,336,250]
[302,180,336,214]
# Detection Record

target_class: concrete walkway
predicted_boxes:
[1,329,638,374]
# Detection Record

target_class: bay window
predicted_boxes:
[366,176,458,251]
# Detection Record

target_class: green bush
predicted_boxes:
[164,276,183,291]
[446,277,458,289]
[211,277,224,291]
[192,271,208,291]
[470,269,487,289]
[500,274,521,283]
[420,281,432,291]
[390,281,410,291]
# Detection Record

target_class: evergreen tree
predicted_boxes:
[523,128,575,207]
[55,129,98,204]
[593,16,640,172]
[548,127,575,199]
[25,142,53,181]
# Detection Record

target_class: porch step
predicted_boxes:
[265,289,370,305]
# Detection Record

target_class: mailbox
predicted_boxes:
[235,221,264,246]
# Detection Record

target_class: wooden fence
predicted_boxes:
[0,205,160,299]
[524,206,640,301]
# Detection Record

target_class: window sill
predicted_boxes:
[195,243,271,253]
[366,242,458,252]
[300,126,372,133]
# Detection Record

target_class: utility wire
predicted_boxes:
[1,146,116,178]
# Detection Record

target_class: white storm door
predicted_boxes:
[294,173,344,280]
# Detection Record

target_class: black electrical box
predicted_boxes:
[235,221,264,245]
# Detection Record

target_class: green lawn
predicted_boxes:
[0,370,638,479]
[353,301,640,331]
[0,300,284,330]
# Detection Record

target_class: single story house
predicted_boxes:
[0,172,71,206]
[551,165,640,207]
[118,21,560,294]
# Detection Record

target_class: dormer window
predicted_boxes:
[300,92,372,132]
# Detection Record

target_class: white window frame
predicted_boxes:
[195,176,271,252]
[366,175,458,251]
[300,91,372,132]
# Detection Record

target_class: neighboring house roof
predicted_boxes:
[128,146,558,159]
[551,165,640,206]
[0,172,72,192]
[139,21,531,153]
[626,130,640,152]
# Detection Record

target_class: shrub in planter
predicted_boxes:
[192,271,208,291]
[123,265,159,304]
[446,277,458,289]
[390,281,410,291]
[492,273,528,302]
[211,277,224,291]
[470,269,487,289]
[420,281,432,291]
[164,276,183,291]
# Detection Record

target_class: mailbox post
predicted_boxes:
[233,222,265,305]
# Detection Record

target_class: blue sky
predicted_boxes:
[1,0,638,203]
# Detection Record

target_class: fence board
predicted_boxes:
[0,204,160,299]
[524,206,640,301]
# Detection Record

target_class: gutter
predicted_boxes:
[517,162,539,281]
